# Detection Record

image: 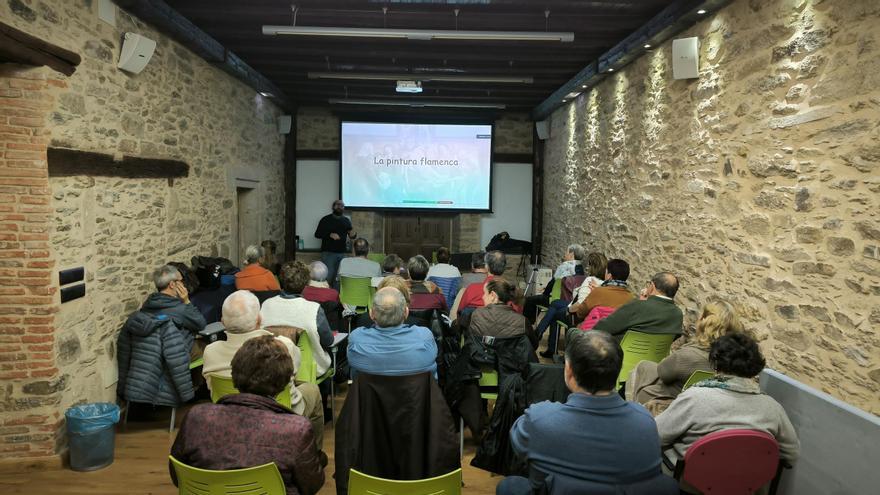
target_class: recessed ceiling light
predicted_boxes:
[581,85,587,88]
[644,44,652,49]
[259,92,274,98]
[697,9,707,14]
[608,68,614,72]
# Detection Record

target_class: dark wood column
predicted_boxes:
[531,127,544,265]
[283,118,297,261]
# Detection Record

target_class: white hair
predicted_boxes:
[371,287,407,328]
[221,290,261,334]
[567,244,586,261]
[309,261,328,282]
[244,245,264,265]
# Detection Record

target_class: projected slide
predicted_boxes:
[341,122,493,211]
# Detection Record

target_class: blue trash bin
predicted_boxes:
[65,402,120,471]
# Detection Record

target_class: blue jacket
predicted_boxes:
[117,312,194,407]
[347,323,438,379]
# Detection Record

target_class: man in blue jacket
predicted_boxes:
[140,264,207,359]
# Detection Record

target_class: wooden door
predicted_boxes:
[384,215,452,261]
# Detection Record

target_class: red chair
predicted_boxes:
[674,429,785,495]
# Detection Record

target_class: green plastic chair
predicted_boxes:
[296,332,334,385]
[367,253,386,264]
[348,468,462,495]
[340,276,373,314]
[536,279,563,315]
[682,369,714,391]
[617,331,677,387]
[208,375,292,409]
[460,366,499,456]
[169,455,286,495]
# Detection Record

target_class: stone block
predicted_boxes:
[795,225,822,244]
[854,221,880,241]
[792,262,837,277]
[864,245,880,261]
[768,106,836,129]
[826,237,855,257]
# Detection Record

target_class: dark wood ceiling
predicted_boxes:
[165,0,676,113]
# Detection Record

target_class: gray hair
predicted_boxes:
[406,255,430,281]
[371,287,407,328]
[309,261,328,282]
[153,264,181,291]
[567,243,586,261]
[244,245,264,265]
[221,290,261,334]
[485,250,507,276]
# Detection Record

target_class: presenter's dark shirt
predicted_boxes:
[314,214,352,253]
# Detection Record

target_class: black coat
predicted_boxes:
[445,332,537,439]
[334,372,460,495]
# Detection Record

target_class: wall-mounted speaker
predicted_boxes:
[277,115,292,135]
[535,120,550,140]
[672,37,700,80]
[118,32,156,74]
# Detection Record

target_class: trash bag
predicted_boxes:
[65,402,120,435]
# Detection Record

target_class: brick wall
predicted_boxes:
[0,65,62,458]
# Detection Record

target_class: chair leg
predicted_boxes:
[169,407,176,433]
[122,400,129,431]
[460,417,464,458]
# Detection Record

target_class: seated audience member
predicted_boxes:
[460,251,489,287]
[570,258,634,321]
[498,331,669,494]
[568,252,608,309]
[235,244,281,291]
[140,264,207,359]
[407,255,447,311]
[592,271,683,337]
[337,237,382,281]
[172,336,325,495]
[524,244,586,323]
[301,261,340,304]
[347,287,438,379]
[371,253,404,287]
[261,262,333,371]
[458,251,507,312]
[202,290,324,448]
[628,299,744,408]
[468,278,536,348]
[427,246,462,279]
[656,332,800,467]
[179,260,236,325]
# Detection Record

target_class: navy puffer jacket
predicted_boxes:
[117,312,194,407]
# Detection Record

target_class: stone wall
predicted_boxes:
[297,108,532,253]
[542,0,879,413]
[1,0,287,459]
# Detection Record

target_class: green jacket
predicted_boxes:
[592,296,683,337]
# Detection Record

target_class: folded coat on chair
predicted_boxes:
[334,372,460,495]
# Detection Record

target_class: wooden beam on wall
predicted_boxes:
[47,147,188,178]
[0,21,81,76]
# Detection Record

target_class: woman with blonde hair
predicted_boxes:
[628,299,745,407]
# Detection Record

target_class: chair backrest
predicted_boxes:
[367,253,386,264]
[348,468,462,495]
[681,429,780,495]
[617,331,676,386]
[208,375,292,409]
[478,366,499,401]
[169,455,286,495]
[340,276,373,310]
[578,305,617,330]
[549,278,562,301]
[682,370,714,391]
[427,276,461,308]
[296,332,318,383]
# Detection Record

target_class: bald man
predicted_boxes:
[592,272,684,339]
[346,287,438,379]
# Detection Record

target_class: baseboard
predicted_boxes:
[0,452,66,473]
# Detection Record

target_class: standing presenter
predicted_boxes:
[315,199,356,288]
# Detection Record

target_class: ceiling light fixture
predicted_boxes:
[697,9,707,14]
[396,80,423,93]
[608,68,614,72]
[259,91,274,97]
[263,26,574,42]
[308,72,534,84]
[644,44,652,49]
[328,98,506,109]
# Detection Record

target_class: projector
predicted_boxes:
[396,80,423,93]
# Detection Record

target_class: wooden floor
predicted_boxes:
[0,384,503,494]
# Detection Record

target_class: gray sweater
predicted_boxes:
[655,383,800,464]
